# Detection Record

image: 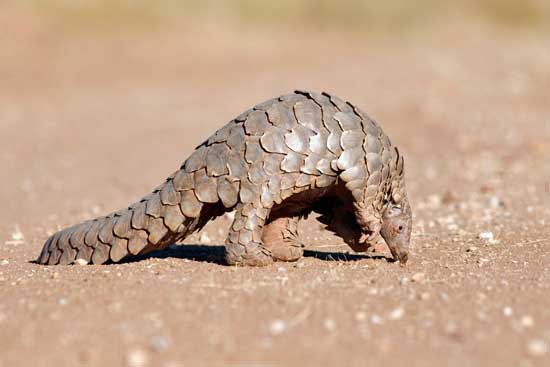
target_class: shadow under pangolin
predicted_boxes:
[127,244,390,265]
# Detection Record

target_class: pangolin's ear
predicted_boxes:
[383,206,402,219]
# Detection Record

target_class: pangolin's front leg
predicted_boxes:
[262,216,303,262]
[224,203,274,266]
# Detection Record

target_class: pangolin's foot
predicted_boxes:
[224,242,274,267]
[262,217,304,262]
[224,202,274,266]
[268,241,303,262]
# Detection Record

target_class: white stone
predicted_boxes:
[127,349,149,367]
[323,318,337,331]
[269,319,286,335]
[489,196,502,208]
[527,339,548,357]
[371,315,383,325]
[478,231,494,241]
[419,292,431,301]
[502,306,513,317]
[520,315,534,328]
[199,232,211,244]
[411,272,426,283]
[389,307,405,320]
[427,195,441,207]
[11,226,24,241]
[150,336,170,352]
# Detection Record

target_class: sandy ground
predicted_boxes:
[1,12,550,367]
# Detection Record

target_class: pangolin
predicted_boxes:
[37,91,412,267]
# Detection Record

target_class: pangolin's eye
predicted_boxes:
[398,225,404,232]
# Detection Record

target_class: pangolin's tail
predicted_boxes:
[37,170,207,265]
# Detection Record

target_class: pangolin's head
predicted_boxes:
[380,197,412,265]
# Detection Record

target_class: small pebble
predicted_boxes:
[477,311,488,321]
[466,246,478,252]
[399,277,410,286]
[427,194,442,207]
[12,226,24,241]
[478,231,494,241]
[371,315,383,325]
[526,339,548,357]
[199,232,211,244]
[0,260,8,266]
[74,259,88,266]
[477,258,490,266]
[355,311,367,321]
[389,307,405,320]
[58,298,67,306]
[447,223,458,231]
[150,336,170,352]
[489,196,502,208]
[367,288,379,295]
[269,319,286,335]
[520,315,534,328]
[419,292,431,301]
[502,306,513,317]
[411,272,426,283]
[323,318,337,331]
[127,349,149,367]
[5,226,25,245]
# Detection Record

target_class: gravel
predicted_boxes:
[269,319,287,336]
[1,15,549,367]
[526,339,548,358]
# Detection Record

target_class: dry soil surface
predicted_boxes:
[1,18,550,367]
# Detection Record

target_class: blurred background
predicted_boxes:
[2,0,549,220]
[5,0,550,29]
[1,1,550,366]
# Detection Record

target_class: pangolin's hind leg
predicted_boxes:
[224,203,274,266]
[262,216,303,262]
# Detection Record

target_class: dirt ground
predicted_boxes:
[1,7,550,367]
